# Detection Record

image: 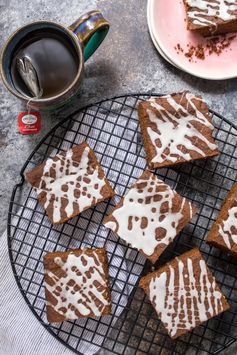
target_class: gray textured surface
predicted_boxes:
[0,0,236,354]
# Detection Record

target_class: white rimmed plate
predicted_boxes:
[147,0,237,80]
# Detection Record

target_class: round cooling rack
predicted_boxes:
[7,94,237,355]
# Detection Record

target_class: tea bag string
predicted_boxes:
[26,90,43,114]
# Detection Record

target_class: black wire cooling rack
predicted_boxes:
[7,93,237,355]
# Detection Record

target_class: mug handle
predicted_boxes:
[68,10,109,62]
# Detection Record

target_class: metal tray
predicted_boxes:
[8,94,237,354]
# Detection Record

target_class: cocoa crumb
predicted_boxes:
[175,34,236,62]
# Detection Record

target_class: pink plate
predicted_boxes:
[148,0,237,80]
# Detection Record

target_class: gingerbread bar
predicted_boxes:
[25,142,115,224]
[139,248,229,339]
[103,170,196,263]
[44,248,112,323]
[183,0,237,36]
[206,183,237,257]
[138,92,219,170]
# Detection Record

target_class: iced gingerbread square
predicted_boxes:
[206,183,237,257]
[103,170,196,263]
[26,142,115,224]
[139,248,229,339]
[44,248,112,323]
[183,0,237,36]
[138,92,219,169]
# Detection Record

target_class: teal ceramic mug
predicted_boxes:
[0,11,109,110]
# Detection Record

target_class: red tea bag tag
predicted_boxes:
[18,112,41,135]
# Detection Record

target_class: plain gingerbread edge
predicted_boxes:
[138,101,155,168]
[206,238,237,259]
[99,247,113,314]
[25,162,45,187]
[182,0,190,30]
[85,141,115,199]
[206,183,237,247]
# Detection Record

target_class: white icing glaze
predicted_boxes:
[146,92,217,165]
[186,0,237,27]
[104,172,194,257]
[35,145,106,223]
[218,206,237,249]
[149,255,224,337]
[45,250,110,319]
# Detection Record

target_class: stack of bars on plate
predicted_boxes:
[26,91,236,340]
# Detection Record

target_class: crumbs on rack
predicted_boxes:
[174,34,236,62]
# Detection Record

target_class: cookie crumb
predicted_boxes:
[175,34,236,61]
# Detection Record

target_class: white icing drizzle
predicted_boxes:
[186,0,237,27]
[146,92,217,165]
[149,255,225,338]
[45,251,110,319]
[218,206,237,249]
[34,145,106,223]
[104,172,194,257]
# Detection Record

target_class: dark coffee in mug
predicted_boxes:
[1,12,109,109]
[10,28,79,98]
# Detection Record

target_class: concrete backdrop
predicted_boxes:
[0,0,236,354]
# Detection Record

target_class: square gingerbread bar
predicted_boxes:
[183,0,237,36]
[206,183,237,257]
[103,170,197,263]
[25,142,115,224]
[44,248,112,323]
[138,91,219,170]
[139,248,230,339]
